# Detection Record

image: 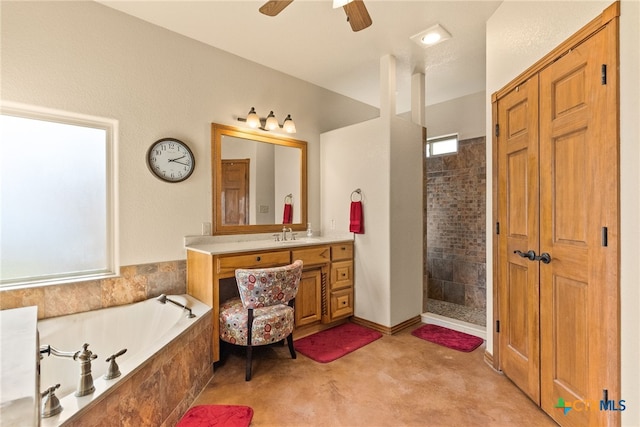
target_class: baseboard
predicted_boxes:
[351,315,421,335]
[420,312,487,340]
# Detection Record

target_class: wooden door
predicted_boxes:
[221,159,249,225]
[496,76,541,403]
[295,268,322,327]
[539,23,619,427]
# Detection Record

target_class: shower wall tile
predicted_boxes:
[424,136,487,311]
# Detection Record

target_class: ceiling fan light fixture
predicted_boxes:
[333,0,353,9]
[283,115,296,133]
[410,24,452,48]
[265,111,279,130]
[246,107,261,128]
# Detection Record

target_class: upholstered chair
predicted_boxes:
[219,260,303,381]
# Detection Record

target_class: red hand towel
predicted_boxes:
[283,203,293,224]
[349,201,364,234]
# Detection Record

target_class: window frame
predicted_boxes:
[0,101,119,289]
[426,133,459,158]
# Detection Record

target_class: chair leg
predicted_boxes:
[245,345,252,381]
[246,308,254,381]
[287,333,296,359]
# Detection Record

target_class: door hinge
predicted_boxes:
[495,123,500,137]
[601,64,607,85]
[602,227,608,247]
[496,222,500,235]
[496,320,500,333]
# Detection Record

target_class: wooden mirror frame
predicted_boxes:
[211,123,308,235]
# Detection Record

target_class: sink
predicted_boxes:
[279,238,320,245]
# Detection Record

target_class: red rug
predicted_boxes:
[295,322,383,363]
[176,405,253,427]
[411,324,483,352]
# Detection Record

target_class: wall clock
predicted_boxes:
[146,138,195,183]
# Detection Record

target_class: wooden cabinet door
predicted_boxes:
[497,75,541,404]
[539,24,619,427]
[295,268,322,327]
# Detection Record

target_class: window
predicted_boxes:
[426,134,458,157]
[0,102,118,288]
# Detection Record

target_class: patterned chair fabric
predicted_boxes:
[219,260,303,380]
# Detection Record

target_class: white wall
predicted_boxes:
[425,91,486,140]
[486,1,640,425]
[321,118,392,325]
[320,55,423,328]
[389,115,424,326]
[0,1,377,266]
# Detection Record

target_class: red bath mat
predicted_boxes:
[176,405,253,427]
[295,322,383,363]
[411,324,483,352]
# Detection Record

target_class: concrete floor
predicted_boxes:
[190,323,557,426]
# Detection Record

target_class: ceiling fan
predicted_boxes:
[259,0,372,32]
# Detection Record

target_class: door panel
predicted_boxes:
[295,268,322,326]
[494,11,619,427]
[539,25,619,427]
[497,76,540,404]
[221,159,249,225]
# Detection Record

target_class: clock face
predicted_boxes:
[146,138,195,183]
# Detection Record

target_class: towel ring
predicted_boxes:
[351,189,362,202]
[284,194,293,204]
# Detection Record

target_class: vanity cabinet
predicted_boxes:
[328,244,354,321]
[186,239,354,363]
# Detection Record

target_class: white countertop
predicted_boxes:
[0,306,39,427]
[185,234,354,255]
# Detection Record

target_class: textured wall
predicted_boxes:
[425,136,486,310]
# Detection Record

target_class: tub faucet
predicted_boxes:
[40,343,98,397]
[156,294,196,318]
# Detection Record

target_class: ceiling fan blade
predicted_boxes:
[343,0,372,32]
[259,0,294,17]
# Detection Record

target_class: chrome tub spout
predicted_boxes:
[40,343,98,397]
[156,294,196,318]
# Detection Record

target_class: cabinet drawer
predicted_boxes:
[330,260,353,290]
[330,243,353,261]
[217,251,291,276]
[330,288,353,320]
[291,246,330,267]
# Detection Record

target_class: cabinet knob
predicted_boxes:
[256,256,261,261]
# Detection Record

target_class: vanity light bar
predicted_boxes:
[237,108,296,133]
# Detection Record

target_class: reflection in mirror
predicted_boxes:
[212,123,307,235]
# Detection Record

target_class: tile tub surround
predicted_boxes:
[49,308,213,427]
[424,137,486,314]
[0,260,186,319]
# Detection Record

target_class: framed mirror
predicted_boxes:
[211,123,307,235]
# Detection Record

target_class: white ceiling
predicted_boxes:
[98,0,502,113]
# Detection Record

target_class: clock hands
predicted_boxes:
[168,155,189,166]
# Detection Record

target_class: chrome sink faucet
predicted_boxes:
[281,227,294,241]
[40,343,98,396]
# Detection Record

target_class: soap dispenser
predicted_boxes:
[306,223,313,237]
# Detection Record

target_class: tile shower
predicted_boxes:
[424,136,486,326]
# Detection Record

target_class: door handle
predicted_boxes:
[514,250,552,264]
